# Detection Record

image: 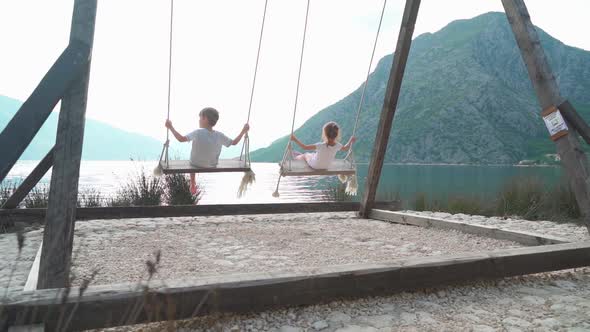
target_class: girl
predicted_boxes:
[290,122,356,169]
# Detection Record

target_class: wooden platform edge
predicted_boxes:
[23,241,42,292]
[0,202,398,225]
[8,243,45,332]
[370,209,570,246]
[2,241,589,331]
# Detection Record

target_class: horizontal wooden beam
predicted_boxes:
[0,41,91,182]
[370,209,570,246]
[2,241,589,331]
[0,202,398,225]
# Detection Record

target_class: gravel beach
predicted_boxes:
[2,211,589,331]
[68,212,521,286]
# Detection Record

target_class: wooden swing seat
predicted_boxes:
[160,160,251,174]
[280,159,356,177]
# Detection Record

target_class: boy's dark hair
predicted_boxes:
[199,107,219,126]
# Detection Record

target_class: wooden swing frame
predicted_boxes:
[1,0,590,330]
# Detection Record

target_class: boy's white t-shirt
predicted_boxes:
[185,128,232,167]
[307,142,343,169]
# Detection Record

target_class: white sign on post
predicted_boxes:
[542,106,568,141]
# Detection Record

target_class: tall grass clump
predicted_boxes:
[1,181,17,206]
[547,180,581,220]
[403,176,582,224]
[411,192,447,212]
[77,188,103,207]
[412,192,428,211]
[322,183,354,202]
[24,185,50,208]
[446,195,490,216]
[496,177,580,222]
[164,173,200,205]
[109,169,164,207]
[496,177,545,219]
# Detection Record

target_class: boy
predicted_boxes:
[165,107,249,194]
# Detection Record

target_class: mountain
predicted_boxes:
[251,12,590,165]
[0,95,165,160]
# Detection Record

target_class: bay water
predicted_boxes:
[5,161,564,205]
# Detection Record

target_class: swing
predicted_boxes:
[274,0,387,196]
[156,0,268,179]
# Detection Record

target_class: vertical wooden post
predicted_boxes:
[502,0,590,233]
[38,0,97,289]
[359,0,421,218]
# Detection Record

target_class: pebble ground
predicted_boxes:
[2,211,589,331]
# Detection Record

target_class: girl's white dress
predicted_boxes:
[302,142,343,169]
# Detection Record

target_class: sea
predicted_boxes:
[5,161,564,206]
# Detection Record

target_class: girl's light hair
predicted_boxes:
[322,121,341,143]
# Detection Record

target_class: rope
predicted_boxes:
[240,0,269,162]
[344,0,387,171]
[280,0,311,172]
[351,0,387,139]
[163,0,175,166]
[247,0,268,124]
[275,0,385,197]
[290,0,311,137]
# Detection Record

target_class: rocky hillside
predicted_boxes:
[251,12,590,164]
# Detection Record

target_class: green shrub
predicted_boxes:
[164,174,200,205]
[24,185,50,208]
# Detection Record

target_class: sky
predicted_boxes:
[1,1,589,157]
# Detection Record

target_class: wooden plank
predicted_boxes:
[23,241,42,292]
[161,159,250,174]
[2,241,590,331]
[558,100,590,145]
[2,148,54,209]
[281,159,356,176]
[359,0,421,217]
[370,209,569,246]
[6,241,45,332]
[7,325,44,332]
[0,202,399,225]
[6,244,44,331]
[38,0,97,290]
[0,42,90,183]
[502,0,590,234]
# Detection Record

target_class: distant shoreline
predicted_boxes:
[14,160,560,168]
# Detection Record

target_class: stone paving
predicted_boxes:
[68,212,520,286]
